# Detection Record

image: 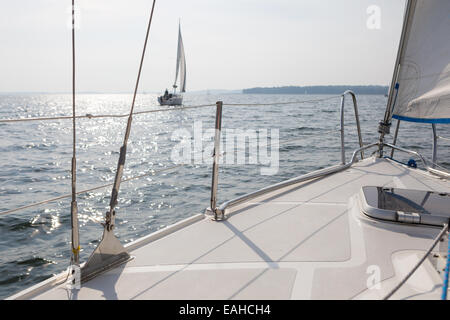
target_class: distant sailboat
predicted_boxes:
[158,23,186,106]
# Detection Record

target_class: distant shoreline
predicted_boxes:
[243,85,388,95]
[0,85,389,95]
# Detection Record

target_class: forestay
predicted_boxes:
[391,0,450,123]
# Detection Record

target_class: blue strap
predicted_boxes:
[392,115,450,124]
[442,229,450,300]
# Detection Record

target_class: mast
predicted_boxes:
[383,0,416,125]
[173,21,186,94]
[378,0,416,156]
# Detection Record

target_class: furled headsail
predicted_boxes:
[173,23,186,93]
[389,0,450,123]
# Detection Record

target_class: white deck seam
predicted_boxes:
[246,201,348,206]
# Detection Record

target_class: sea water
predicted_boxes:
[0,93,448,298]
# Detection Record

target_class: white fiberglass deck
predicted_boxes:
[12,157,450,300]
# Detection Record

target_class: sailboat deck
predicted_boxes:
[13,157,450,300]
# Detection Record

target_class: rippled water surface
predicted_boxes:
[0,93,449,298]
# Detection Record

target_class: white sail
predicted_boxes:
[173,24,186,93]
[391,0,450,123]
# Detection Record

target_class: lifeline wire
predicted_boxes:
[0,104,216,123]
[0,96,342,123]
[0,124,341,218]
[223,95,340,107]
[0,164,182,217]
[0,121,345,217]
[383,223,448,300]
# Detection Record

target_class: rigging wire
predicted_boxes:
[105,0,156,231]
[0,164,182,217]
[0,96,343,123]
[438,135,450,142]
[428,160,450,172]
[386,136,450,173]
[70,0,80,265]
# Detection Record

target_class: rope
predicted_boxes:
[387,137,450,172]
[429,161,450,172]
[212,127,342,162]
[257,127,341,150]
[286,127,341,140]
[0,95,341,123]
[418,153,450,172]
[0,104,216,123]
[0,93,346,217]
[223,95,339,107]
[0,122,343,217]
[383,223,448,300]
[438,136,450,142]
[0,164,182,217]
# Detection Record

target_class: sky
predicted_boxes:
[0,0,406,93]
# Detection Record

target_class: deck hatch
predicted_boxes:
[360,186,450,226]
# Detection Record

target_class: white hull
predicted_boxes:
[158,94,183,106]
[8,156,450,300]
